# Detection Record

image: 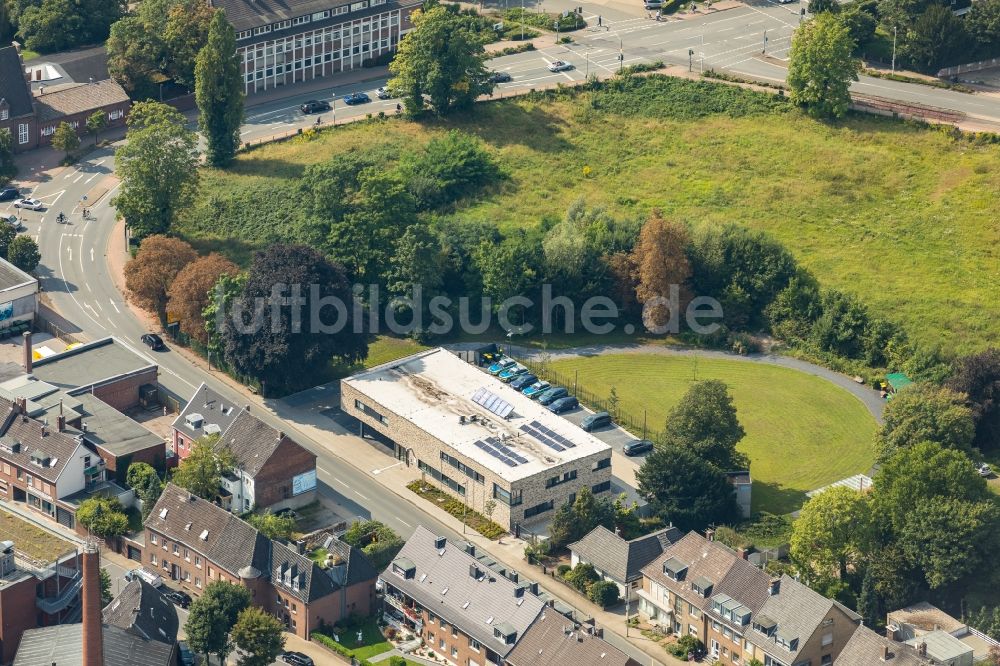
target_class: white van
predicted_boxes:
[644,0,663,7]
[126,567,163,588]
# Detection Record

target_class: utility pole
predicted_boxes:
[521,0,525,41]
[619,39,624,72]
[762,28,767,55]
[689,48,694,71]
[891,25,897,73]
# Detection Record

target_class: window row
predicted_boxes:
[238,0,389,41]
[418,459,465,496]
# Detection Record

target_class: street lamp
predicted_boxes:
[891,25,897,73]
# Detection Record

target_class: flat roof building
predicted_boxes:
[342,348,614,530]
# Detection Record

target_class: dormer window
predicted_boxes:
[391,557,416,579]
[753,615,777,637]
[493,623,516,645]
[662,557,688,582]
[692,576,713,598]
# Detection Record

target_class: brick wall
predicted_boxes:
[90,368,158,412]
[252,438,316,510]
[0,575,38,663]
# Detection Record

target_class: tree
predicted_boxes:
[662,380,747,471]
[100,568,112,605]
[790,486,871,581]
[809,0,840,12]
[220,245,369,395]
[588,580,621,607]
[171,434,235,500]
[388,5,493,115]
[564,562,600,592]
[631,213,692,332]
[856,566,880,629]
[548,486,616,550]
[126,462,163,521]
[613,493,642,539]
[185,581,251,663]
[107,14,164,99]
[947,349,1000,453]
[166,253,239,344]
[203,271,247,353]
[86,111,108,145]
[906,5,967,72]
[636,444,740,532]
[398,130,501,208]
[386,223,445,332]
[77,496,130,539]
[231,606,285,666]
[247,510,296,541]
[787,12,861,118]
[341,520,405,569]
[874,383,975,463]
[165,0,217,87]
[474,233,542,323]
[0,224,16,260]
[483,499,497,523]
[7,236,40,273]
[123,235,198,326]
[966,0,1000,58]
[17,0,122,53]
[765,268,822,342]
[0,129,15,185]
[196,10,244,167]
[50,122,79,156]
[113,101,199,239]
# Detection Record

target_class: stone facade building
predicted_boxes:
[341,348,613,531]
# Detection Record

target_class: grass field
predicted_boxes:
[0,507,74,563]
[546,353,877,514]
[184,79,1000,354]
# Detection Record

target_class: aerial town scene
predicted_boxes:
[0,0,997,662]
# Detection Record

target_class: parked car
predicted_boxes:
[140,333,165,351]
[0,188,19,202]
[163,589,192,608]
[13,198,42,211]
[300,100,331,114]
[1,215,22,231]
[548,60,573,72]
[581,411,611,432]
[280,652,315,666]
[178,641,195,666]
[623,439,654,456]
[548,396,579,414]
[481,349,503,364]
[488,358,517,375]
[125,567,163,588]
[509,374,538,391]
[537,387,568,405]
[498,365,528,382]
[489,71,512,83]
[978,463,992,477]
[343,92,371,105]
[522,380,551,399]
[376,86,392,99]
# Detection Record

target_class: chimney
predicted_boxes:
[737,547,748,560]
[22,331,31,373]
[81,540,104,666]
[434,535,446,550]
[768,578,780,596]
[882,644,890,661]
[57,401,65,432]
[705,528,715,542]
[886,626,895,641]
[917,642,927,657]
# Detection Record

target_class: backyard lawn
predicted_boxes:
[330,617,392,660]
[184,78,1000,355]
[0,507,74,563]
[547,353,877,514]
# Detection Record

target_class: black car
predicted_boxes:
[178,642,195,666]
[547,396,579,414]
[581,411,611,432]
[163,589,192,608]
[280,652,315,666]
[509,373,538,391]
[623,439,654,456]
[300,100,331,114]
[140,333,165,351]
[343,92,371,105]
[489,71,512,83]
[0,188,18,202]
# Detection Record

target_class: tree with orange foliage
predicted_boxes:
[166,253,239,344]
[124,235,197,326]
[631,213,692,333]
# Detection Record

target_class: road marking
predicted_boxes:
[95,300,104,311]
[84,302,102,318]
[355,491,369,501]
[109,298,120,313]
[396,518,412,528]
[86,282,92,292]
[85,172,101,184]
[332,477,349,487]
[67,246,72,261]
[90,248,94,262]
[63,167,82,180]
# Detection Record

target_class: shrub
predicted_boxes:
[557,564,572,577]
[667,634,705,659]
[565,562,600,592]
[588,580,621,607]
[388,657,407,666]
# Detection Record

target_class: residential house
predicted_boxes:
[0,46,129,154]
[381,525,548,666]
[837,626,934,665]
[14,542,176,666]
[639,531,862,666]
[568,524,682,597]
[102,578,178,645]
[143,483,377,639]
[172,383,317,512]
[887,602,999,665]
[504,610,640,666]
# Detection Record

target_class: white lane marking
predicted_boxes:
[355,491,369,501]
[332,477,349,487]
[90,247,94,262]
[73,173,85,183]
[86,282,92,292]
[63,167,82,180]
[95,300,104,311]
[67,246,72,262]
[396,518,412,528]
[85,172,101,184]
[85,302,102,318]
[109,298,120,314]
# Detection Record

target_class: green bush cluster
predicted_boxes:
[406,481,507,539]
[502,8,586,32]
[667,634,705,660]
[495,42,536,56]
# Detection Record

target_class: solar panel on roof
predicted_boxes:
[472,388,514,418]
[502,458,517,467]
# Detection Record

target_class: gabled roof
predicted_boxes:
[837,626,933,666]
[0,397,86,484]
[0,47,33,119]
[383,526,545,658]
[642,532,748,612]
[218,409,301,477]
[34,79,129,123]
[744,575,860,663]
[145,483,271,578]
[269,538,377,603]
[13,623,175,666]
[506,611,638,666]
[102,578,178,644]
[171,383,242,442]
[569,525,682,583]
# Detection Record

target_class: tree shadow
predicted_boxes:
[750,480,807,517]
[439,101,578,154]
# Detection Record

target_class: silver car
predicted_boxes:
[13,198,42,210]
[548,60,573,72]
[376,86,392,99]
